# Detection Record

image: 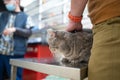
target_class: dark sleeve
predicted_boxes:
[14,27,32,38]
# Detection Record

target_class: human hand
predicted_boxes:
[66,20,83,32]
[3,27,16,35]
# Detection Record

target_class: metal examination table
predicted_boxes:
[10,58,87,80]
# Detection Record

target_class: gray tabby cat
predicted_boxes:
[47,29,93,68]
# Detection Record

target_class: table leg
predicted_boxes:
[10,65,17,80]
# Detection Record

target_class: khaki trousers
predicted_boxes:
[88,17,120,80]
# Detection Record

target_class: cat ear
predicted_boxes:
[47,29,56,38]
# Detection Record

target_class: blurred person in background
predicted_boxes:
[0,0,35,80]
[66,0,120,80]
[0,0,6,16]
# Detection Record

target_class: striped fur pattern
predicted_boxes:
[47,29,92,68]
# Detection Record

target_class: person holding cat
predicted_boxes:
[66,0,120,80]
[0,0,35,80]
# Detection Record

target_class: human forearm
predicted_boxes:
[70,0,88,16]
[66,0,88,32]
[14,28,32,38]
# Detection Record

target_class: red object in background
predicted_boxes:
[22,44,53,80]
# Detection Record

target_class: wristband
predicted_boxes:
[68,12,82,22]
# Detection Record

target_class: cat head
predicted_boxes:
[47,29,72,55]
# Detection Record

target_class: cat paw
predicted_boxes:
[61,58,70,64]
[71,60,79,64]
